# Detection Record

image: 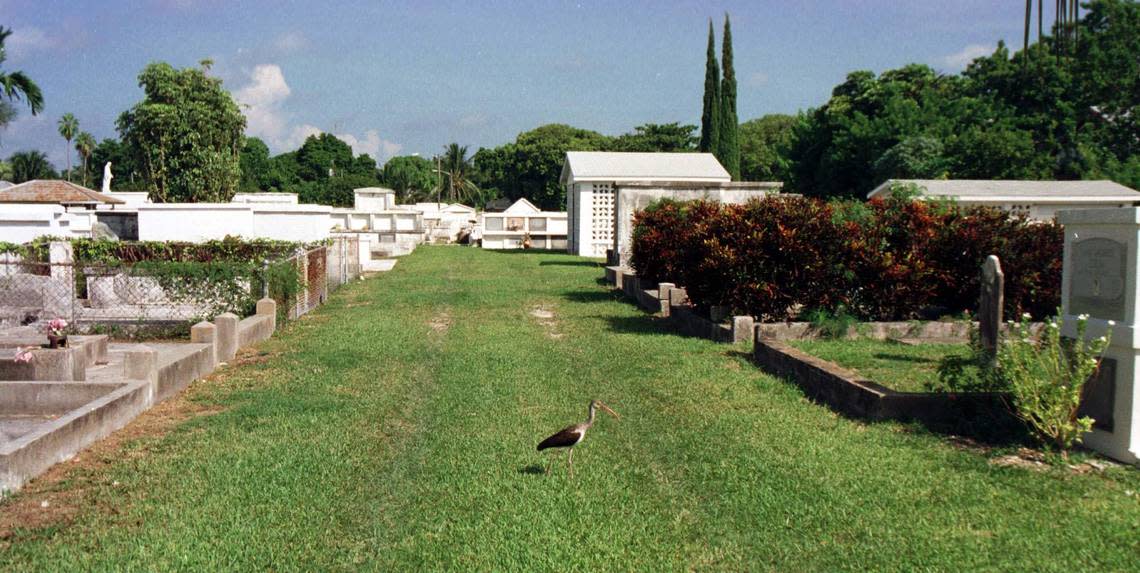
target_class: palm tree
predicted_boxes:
[75,131,95,187]
[9,150,55,183]
[57,113,78,181]
[437,142,481,204]
[0,27,43,116]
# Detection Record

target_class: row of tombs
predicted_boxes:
[0,299,279,494]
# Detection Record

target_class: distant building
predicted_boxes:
[0,180,127,241]
[868,179,1140,221]
[0,179,126,210]
[560,151,731,257]
[480,198,568,250]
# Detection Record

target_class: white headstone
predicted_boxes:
[1059,207,1140,464]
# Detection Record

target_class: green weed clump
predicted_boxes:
[998,312,1111,453]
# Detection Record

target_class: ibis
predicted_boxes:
[536,399,620,477]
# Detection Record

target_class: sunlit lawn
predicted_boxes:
[2,247,1137,571]
[788,338,976,393]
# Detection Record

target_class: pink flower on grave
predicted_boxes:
[47,318,68,337]
[13,347,34,364]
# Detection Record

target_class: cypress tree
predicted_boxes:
[718,14,740,179]
[699,19,721,154]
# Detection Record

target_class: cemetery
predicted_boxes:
[2,2,1139,567]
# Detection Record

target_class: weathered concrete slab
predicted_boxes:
[238,315,274,348]
[1,380,151,495]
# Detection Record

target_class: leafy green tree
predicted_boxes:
[739,114,796,182]
[57,113,78,181]
[491,124,610,210]
[8,150,56,182]
[0,27,43,116]
[0,158,11,180]
[439,142,493,205]
[872,136,950,181]
[295,133,354,181]
[296,173,377,207]
[699,19,721,155]
[90,138,144,190]
[117,61,245,202]
[382,154,436,202]
[238,137,271,192]
[611,123,698,152]
[0,101,16,143]
[74,131,95,187]
[718,14,740,179]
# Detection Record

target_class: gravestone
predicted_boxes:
[978,255,1004,355]
[1058,208,1140,464]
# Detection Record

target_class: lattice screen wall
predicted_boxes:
[590,183,614,257]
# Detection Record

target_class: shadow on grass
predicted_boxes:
[600,314,678,336]
[872,353,938,364]
[539,260,603,268]
[517,464,547,476]
[563,289,623,304]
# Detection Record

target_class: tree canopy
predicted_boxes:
[117,61,246,202]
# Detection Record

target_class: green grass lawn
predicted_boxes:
[2,247,1138,571]
[788,339,976,393]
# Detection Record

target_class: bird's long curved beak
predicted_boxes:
[598,401,620,420]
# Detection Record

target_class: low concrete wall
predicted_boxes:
[1,380,151,494]
[237,315,274,348]
[154,343,215,404]
[752,338,1009,425]
[607,268,752,344]
[0,381,119,416]
[0,347,82,382]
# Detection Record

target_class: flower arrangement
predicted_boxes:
[47,318,68,337]
[13,346,35,364]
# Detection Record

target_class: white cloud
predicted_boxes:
[234,64,292,142]
[940,44,994,71]
[6,26,56,60]
[232,64,400,160]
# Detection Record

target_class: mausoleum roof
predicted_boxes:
[560,152,731,184]
[0,179,126,205]
[868,179,1140,203]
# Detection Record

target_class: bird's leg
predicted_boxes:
[568,447,574,479]
[545,454,553,475]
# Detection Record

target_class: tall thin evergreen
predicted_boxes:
[718,13,740,179]
[699,19,720,154]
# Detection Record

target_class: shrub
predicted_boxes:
[629,195,1063,322]
[997,312,1110,453]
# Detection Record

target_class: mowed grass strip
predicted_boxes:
[2,247,1138,571]
[788,338,977,392]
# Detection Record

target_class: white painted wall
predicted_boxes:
[0,204,92,242]
[353,188,397,211]
[251,205,332,241]
[480,210,569,250]
[137,204,254,241]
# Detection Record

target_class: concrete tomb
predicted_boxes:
[1058,207,1140,463]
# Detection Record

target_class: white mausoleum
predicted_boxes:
[560,151,731,257]
[868,179,1140,221]
[480,198,568,250]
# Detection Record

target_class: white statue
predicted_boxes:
[102,162,114,193]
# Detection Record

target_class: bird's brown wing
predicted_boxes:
[537,425,583,451]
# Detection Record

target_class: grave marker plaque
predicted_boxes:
[1069,238,1127,322]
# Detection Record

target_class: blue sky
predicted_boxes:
[1,0,1034,168]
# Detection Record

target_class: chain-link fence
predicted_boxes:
[0,235,362,330]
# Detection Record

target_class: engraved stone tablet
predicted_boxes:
[1070,238,1127,322]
